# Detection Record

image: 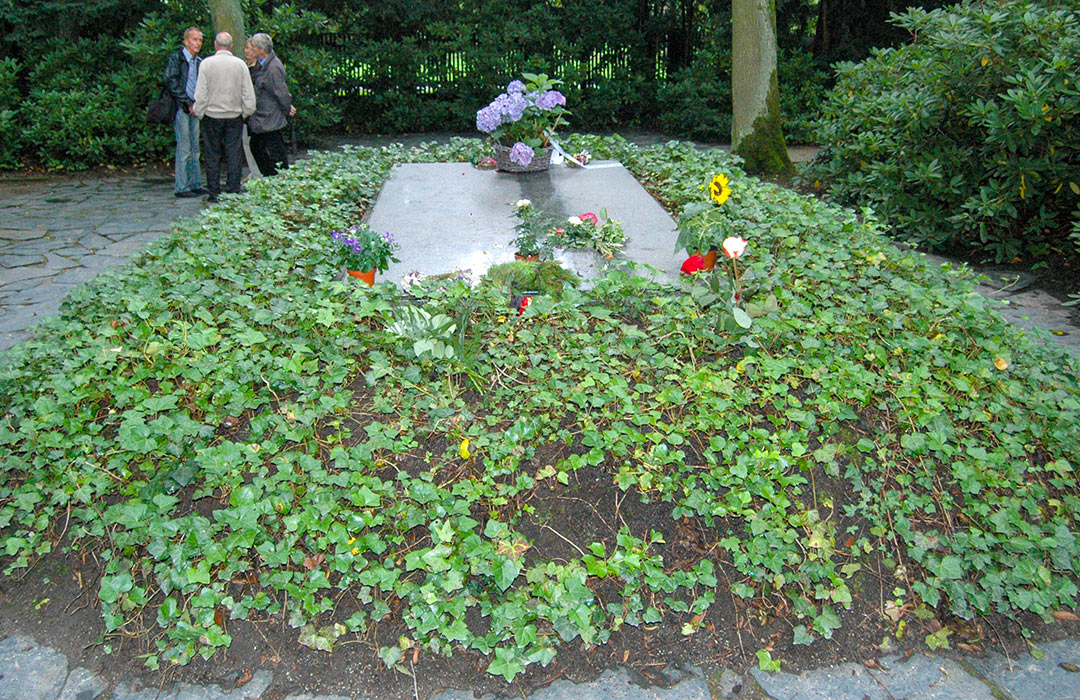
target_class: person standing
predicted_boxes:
[240,38,263,180]
[163,26,204,198]
[193,32,255,203]
[247,33,296,177]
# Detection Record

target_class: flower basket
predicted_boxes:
[494,143,553,173]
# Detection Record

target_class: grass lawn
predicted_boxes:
[1,137,1078,695]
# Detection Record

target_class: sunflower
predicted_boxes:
[709,173,732,206]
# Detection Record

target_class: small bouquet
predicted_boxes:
[549,209,626,258]
[330,225,399,273]
[476,73,569,168]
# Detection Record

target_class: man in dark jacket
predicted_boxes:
[247,33,295,177]
[163,26,204,198]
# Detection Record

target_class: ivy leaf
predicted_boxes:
[493,557,520,592]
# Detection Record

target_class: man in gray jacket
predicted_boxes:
[247,33,295,177]
[193,32,256,202]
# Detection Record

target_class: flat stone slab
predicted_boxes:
[964,639,1080,700]
[750,653,998,700]
[0,635,68,700]
[365,161,681,286]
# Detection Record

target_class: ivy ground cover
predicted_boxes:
[0,138,1078,696]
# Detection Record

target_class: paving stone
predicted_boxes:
[0,228,48,242]
[710,669,743,698]
[43,253,81,271]
[99,233,164,258]
[280,695,353,700]
[76,232,112,251]
[109,683,175,700]
[1,238,58,257]
[0,265,60,287]
[98,218,157,236]
[56,667,106,700]
[965,639,1080,700]
[0,635,69,700]
[0,253,47,268]
[0,329,31,353]
[173,669,273,700]
[53,247,90,259]
[528,666,710,700]
[750,654,997,700]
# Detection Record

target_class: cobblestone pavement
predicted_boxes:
[0,172,203,350]
[0,143,1078,698]
[1,633,1078,700]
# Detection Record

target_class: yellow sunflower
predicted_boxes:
[709,174,732,205]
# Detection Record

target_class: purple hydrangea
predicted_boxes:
[476,105,501,133]
[493,92,528,122]
[535,90,566,111]
[509,142,534,167]
[506,80,526,94]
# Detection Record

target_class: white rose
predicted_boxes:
[568,216,583,226]
[515,199,531,208]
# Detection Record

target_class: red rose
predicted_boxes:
[518,295,532,314]
[580,212,599,225]
[681,254,705,276]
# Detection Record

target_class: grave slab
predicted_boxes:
[364,161,682,286]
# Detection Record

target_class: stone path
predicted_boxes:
[0,173,203,350]
[2,633,1079,700]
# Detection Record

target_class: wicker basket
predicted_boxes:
[493,142,553,173]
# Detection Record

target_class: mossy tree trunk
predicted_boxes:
[732,0,794,178]
[208,0,246,56]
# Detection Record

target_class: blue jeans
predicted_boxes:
[173,107,201,193]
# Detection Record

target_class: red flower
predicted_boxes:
[580,212,599,225]
[681,254,705,276]
[518,295,532,314]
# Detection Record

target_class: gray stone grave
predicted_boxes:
[364,160,682,287]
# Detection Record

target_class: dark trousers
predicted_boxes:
[249,129,289,177]
[201,116,244,196]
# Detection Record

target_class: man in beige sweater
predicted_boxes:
[193,32,256,202]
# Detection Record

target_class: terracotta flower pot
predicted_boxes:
[348,268,376,286]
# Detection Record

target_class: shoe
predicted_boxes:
[203,194,218,203]
[174,190,201,198]
[191,187,207,195]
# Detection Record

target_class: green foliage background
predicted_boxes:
[806,0,1080,262]
[0,0,938,170]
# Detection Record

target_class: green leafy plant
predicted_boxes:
[807,0,1080,263]
[480,260,579,296]
[330,224,400,272]
[0,136,1077,688]
[510,199,552,258]
[675,173,735,256]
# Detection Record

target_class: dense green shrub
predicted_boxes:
[807,0,1080,262]
[20,40,171,170]
[0,57,21,168]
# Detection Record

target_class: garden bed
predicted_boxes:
[0,137,1078,698]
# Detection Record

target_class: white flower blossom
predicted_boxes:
[567,216,583,226]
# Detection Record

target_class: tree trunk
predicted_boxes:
[208,0,246,56]
[732,0,794,178]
